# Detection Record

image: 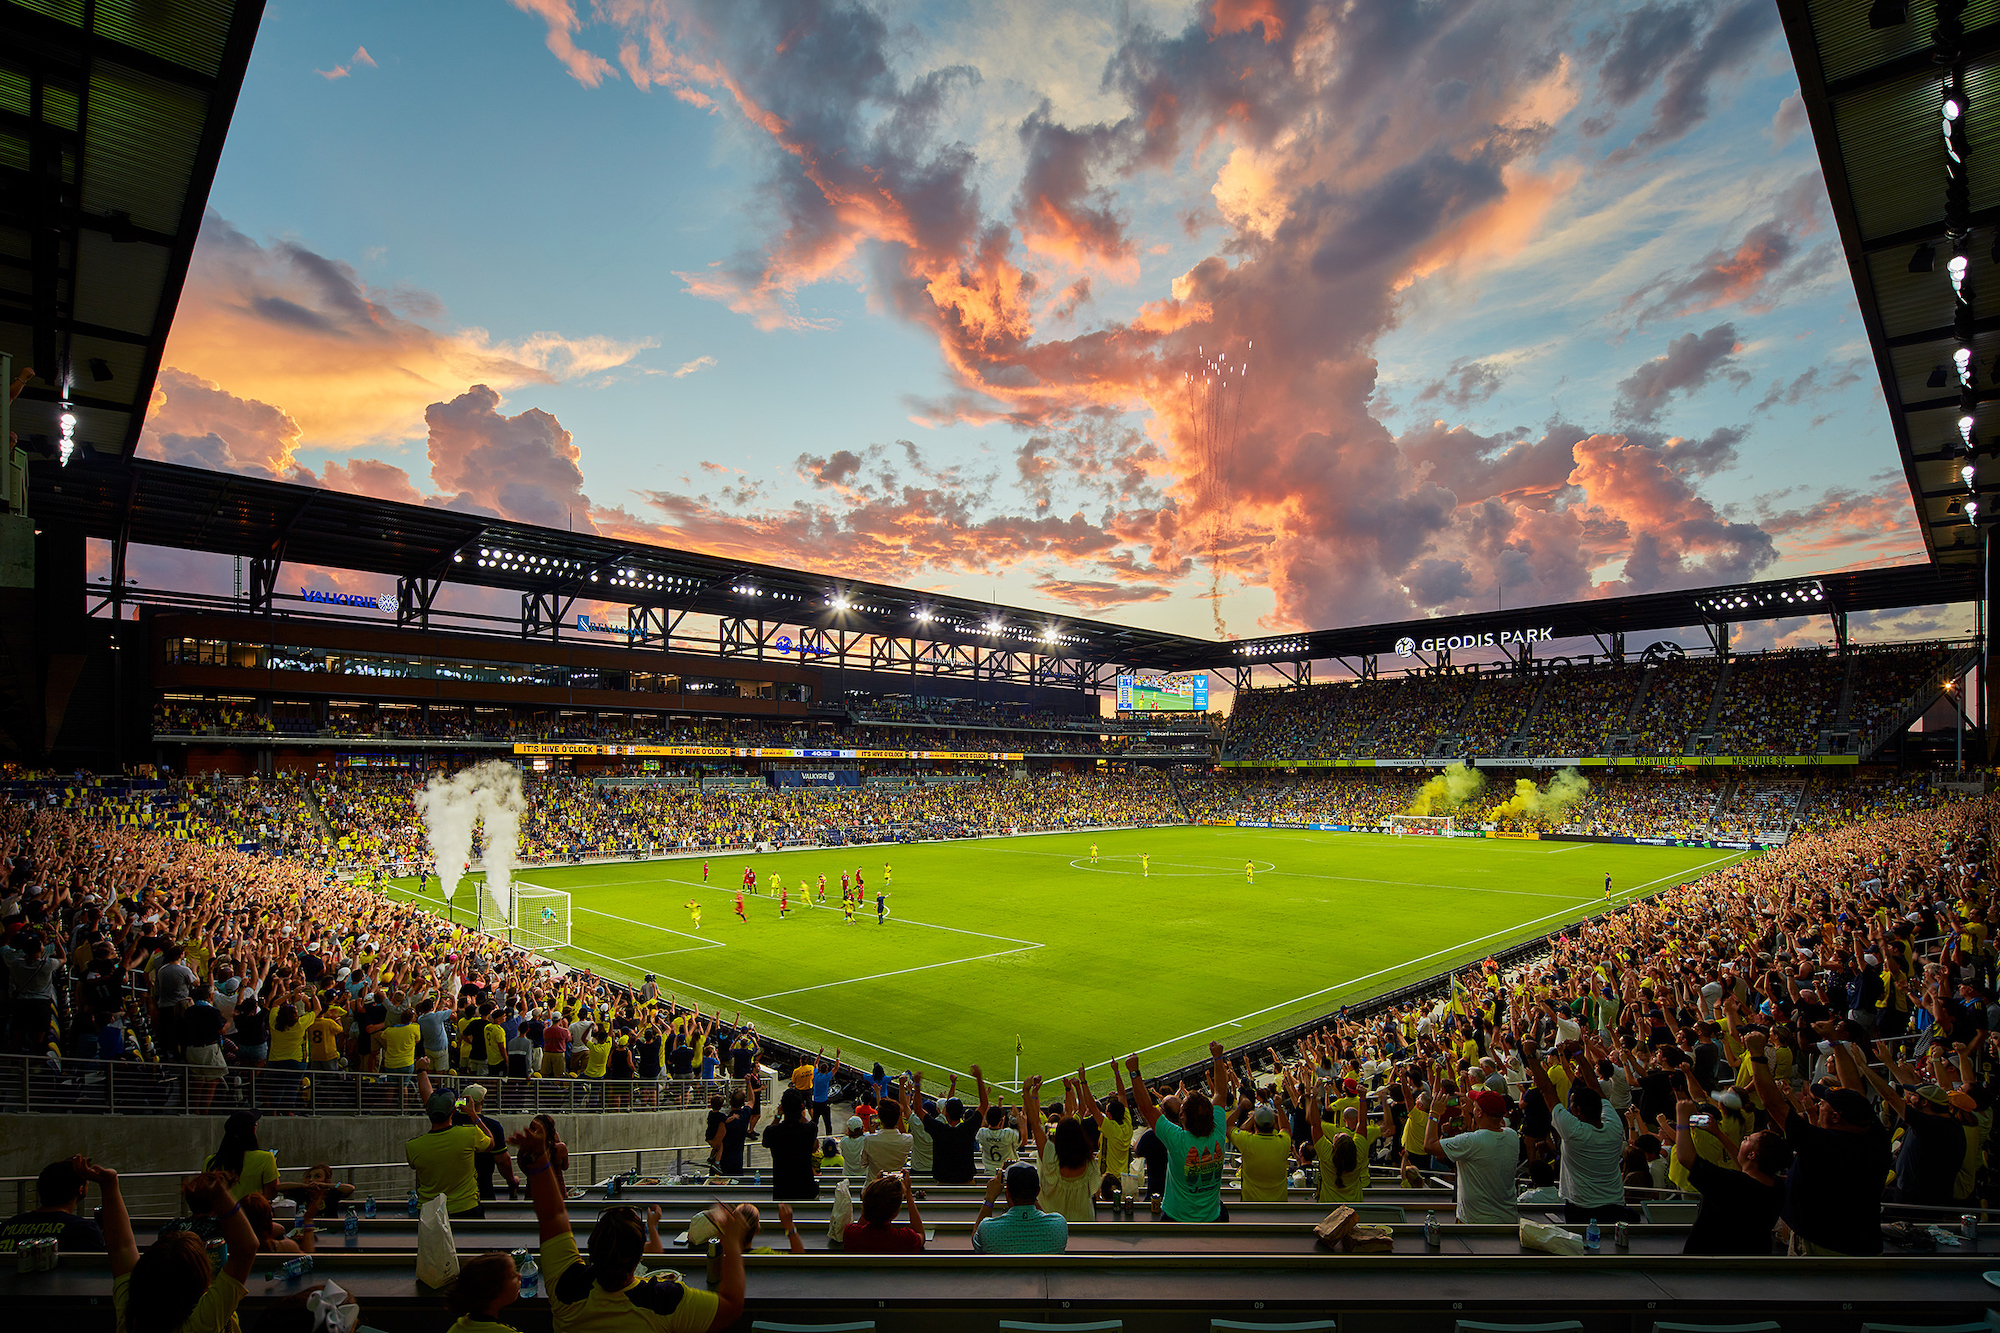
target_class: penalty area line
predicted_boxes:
[747,943,1047,1003]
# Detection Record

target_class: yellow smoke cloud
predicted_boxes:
[1490,768,1592,824]
[1407,762,1486,815]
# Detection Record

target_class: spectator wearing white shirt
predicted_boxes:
[1523,1038,1630,1224]
[861,1090,914,1183]
[1425,1087,1521,1224]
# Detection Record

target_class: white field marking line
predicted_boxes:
[1067,858,1278,877]
[747,942,1048,1002]
[1543,844,1589,854]
[1075,849,1749,1078]
[531,951,988,1085]
[576,905,726,947]
[554,868,1045,949]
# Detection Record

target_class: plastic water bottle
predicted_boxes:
[363,1195,377,1219]
[518,1254,539,1298]
[1423,1210,1439,1247]
[343,1207,359,1246]
[1585,1218,1601,1252]
[406,1189,421,1218]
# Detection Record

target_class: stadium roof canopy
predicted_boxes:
[34,454,1218,667]
[0,0,265,461]
[35,455,1977,675]
[1198,563,1977,672]
[1780,0,2000,571]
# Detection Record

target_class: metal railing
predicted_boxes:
[1,1145,727,1218]
[0,1052,747,1118]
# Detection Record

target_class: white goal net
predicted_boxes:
[1383,814,1451,835]
[507,884,572,953]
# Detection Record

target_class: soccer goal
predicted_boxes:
[507,883,572,953]
[1383,814,1452,836]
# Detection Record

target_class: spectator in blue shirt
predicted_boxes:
[416,998,452,1073]
[970,1163,1067,1253]
[812,1056,837,1135]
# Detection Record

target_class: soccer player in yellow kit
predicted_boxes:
[883,862,892,887]
[1246,860,1255,884]
[842,896,856,925]
[684,899,702,931]
[1141,852,1150,877]
[1090,843,1099,863]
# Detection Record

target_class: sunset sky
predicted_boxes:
[136,0,1945,654]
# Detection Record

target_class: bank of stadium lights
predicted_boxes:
[1235,638,1308,657]
[58,411,76,465]
[1692,582,1828,617]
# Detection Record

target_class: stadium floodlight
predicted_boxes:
[831,595,851,610]
[1965,463,1978,488]
[1961,413,1978,445]
[1041,626,1059,643]
[986,618,1003,634]
[1951,255,1971,293]
[1970,500,1982,523]
[58,411,76,466]
[1957,347,1975,382]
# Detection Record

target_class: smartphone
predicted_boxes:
[1687,1113,1713,1128]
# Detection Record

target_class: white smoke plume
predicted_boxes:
[415,760,526,925]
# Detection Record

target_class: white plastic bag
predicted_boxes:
[416,1192,460,1287]
[1518,1219,1586,1256]
[308,1278,360,1333]
[827,1177,852,1244]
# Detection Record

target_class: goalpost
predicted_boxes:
[506,883,572,953]
[1383,814,1452,836]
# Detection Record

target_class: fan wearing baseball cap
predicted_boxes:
[405,1059,492,1218]
[1424,1085,1520,1224]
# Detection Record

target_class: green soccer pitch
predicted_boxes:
[385,828,1749,1087]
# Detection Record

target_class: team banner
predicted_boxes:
[513,743,1025,760]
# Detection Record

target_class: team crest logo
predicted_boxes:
[1394,636,1416,658]
[378,592,398,617]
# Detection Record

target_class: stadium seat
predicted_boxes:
[1640,1201,1701,1225]
[1856,1324,2000,1333]
[999,1324,1124,1332]
[750,1324,878,1333]
[1652,1323,1782,1333]
[1454,1324,1584,1333]
[1212,1321,1339,1332]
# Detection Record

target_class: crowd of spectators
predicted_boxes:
[1226,791,1999,1253]
[1220,644,1959,763]
[1710,651,1845,756]
[1522,664,1646,757]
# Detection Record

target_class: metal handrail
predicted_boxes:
[0,1052,744,1120]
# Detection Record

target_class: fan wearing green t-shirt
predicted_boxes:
[1227,1100,1295,1202]
[1307,1085,1381,1204]
[406,1061,492,1218]
[1123,1041,1234,1223]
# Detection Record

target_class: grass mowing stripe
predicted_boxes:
[382,830,1747,1082]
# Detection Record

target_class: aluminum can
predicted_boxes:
[1614,1221,1629,1249]
[1964,1213,1981,1242]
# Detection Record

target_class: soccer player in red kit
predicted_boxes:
[734,890,747,922]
